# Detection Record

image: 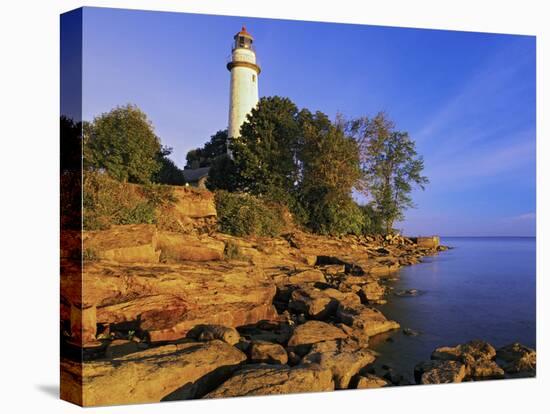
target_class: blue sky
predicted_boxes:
[76,7,536,236]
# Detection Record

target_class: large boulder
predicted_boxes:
[496,343,536,376]
[359,281,387,304]
[83,224,160,263]
[289,287,360,319]
[431,340,496,362]
[248,341,288,365]
[336,299,399,337]
[287,321,349,355]
[414,360,466,384]
[205,364,334,398]
[61,340,246,406]
[302,347,375,389]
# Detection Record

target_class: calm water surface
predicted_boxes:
[369,237,536,380]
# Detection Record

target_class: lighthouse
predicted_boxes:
[227,26,260,154]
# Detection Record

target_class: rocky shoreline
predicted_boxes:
[61,199,535,405]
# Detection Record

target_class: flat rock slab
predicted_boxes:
[158,232,225,262]
[62,261,277,342]
[61,340,246,406]
[83,224,160,263]
[355,374,389,389]
[205,364,334,398]
[337,301,400,337]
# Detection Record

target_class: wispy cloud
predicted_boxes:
[508,212,536,221]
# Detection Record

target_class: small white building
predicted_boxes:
[227,26,260,154]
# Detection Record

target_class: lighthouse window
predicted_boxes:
[252,74,256,82]
[239,37,245,47]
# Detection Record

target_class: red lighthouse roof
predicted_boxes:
[235,25,253,39]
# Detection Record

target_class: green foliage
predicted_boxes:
[231,96,302,199]
[350,112,429,234]
[359,203,385,234]
[154,146,186,185]
[185,130,228,169]
[84,104,162,183]
[298,110,364,234]
[224,240,244,260]
[215,190,284,237]
[83,171,174,230]
[206,154,240,191]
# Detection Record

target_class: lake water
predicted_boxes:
[369,237,536,381]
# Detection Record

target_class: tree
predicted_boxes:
[231,96,302,203]
[206,154,240,191]
[84,104,162,183]
[185,129,228,169]
[298,110,364,234]
[154,146,186,185]
[351,113,428,234]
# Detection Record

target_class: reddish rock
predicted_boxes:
[83,224,160,263]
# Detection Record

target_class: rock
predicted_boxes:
[336,299,400,337]
[238,321,293,345]
[157,232,225,262]
[322,264,346,275]
[468,359,505,379]
[359,281,387,304]
[288,287,360,319]
[288,269,326,284]
[287,321,348,355]
[496,343,536,376]
[289,287,337,319]
[187,325,241,345]
[414,360,466,384]
[61,340,246,406]
[431,340,496,362]
[403,328,421,337]
[62,261,278,343]
[83,224,160,263]
[355,374,389,389]
[414,236,440,248]
[367,261,400,276]
[249,341,288,365]
[394,289,420,297]
[104,339,139,359]
[302,347,375,389]
[205,364,334,398]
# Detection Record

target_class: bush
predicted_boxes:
[307,195,365,236]
[215,191,284,237]
[83,171,174,230]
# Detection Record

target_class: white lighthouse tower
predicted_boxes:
[227,26,260,153]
